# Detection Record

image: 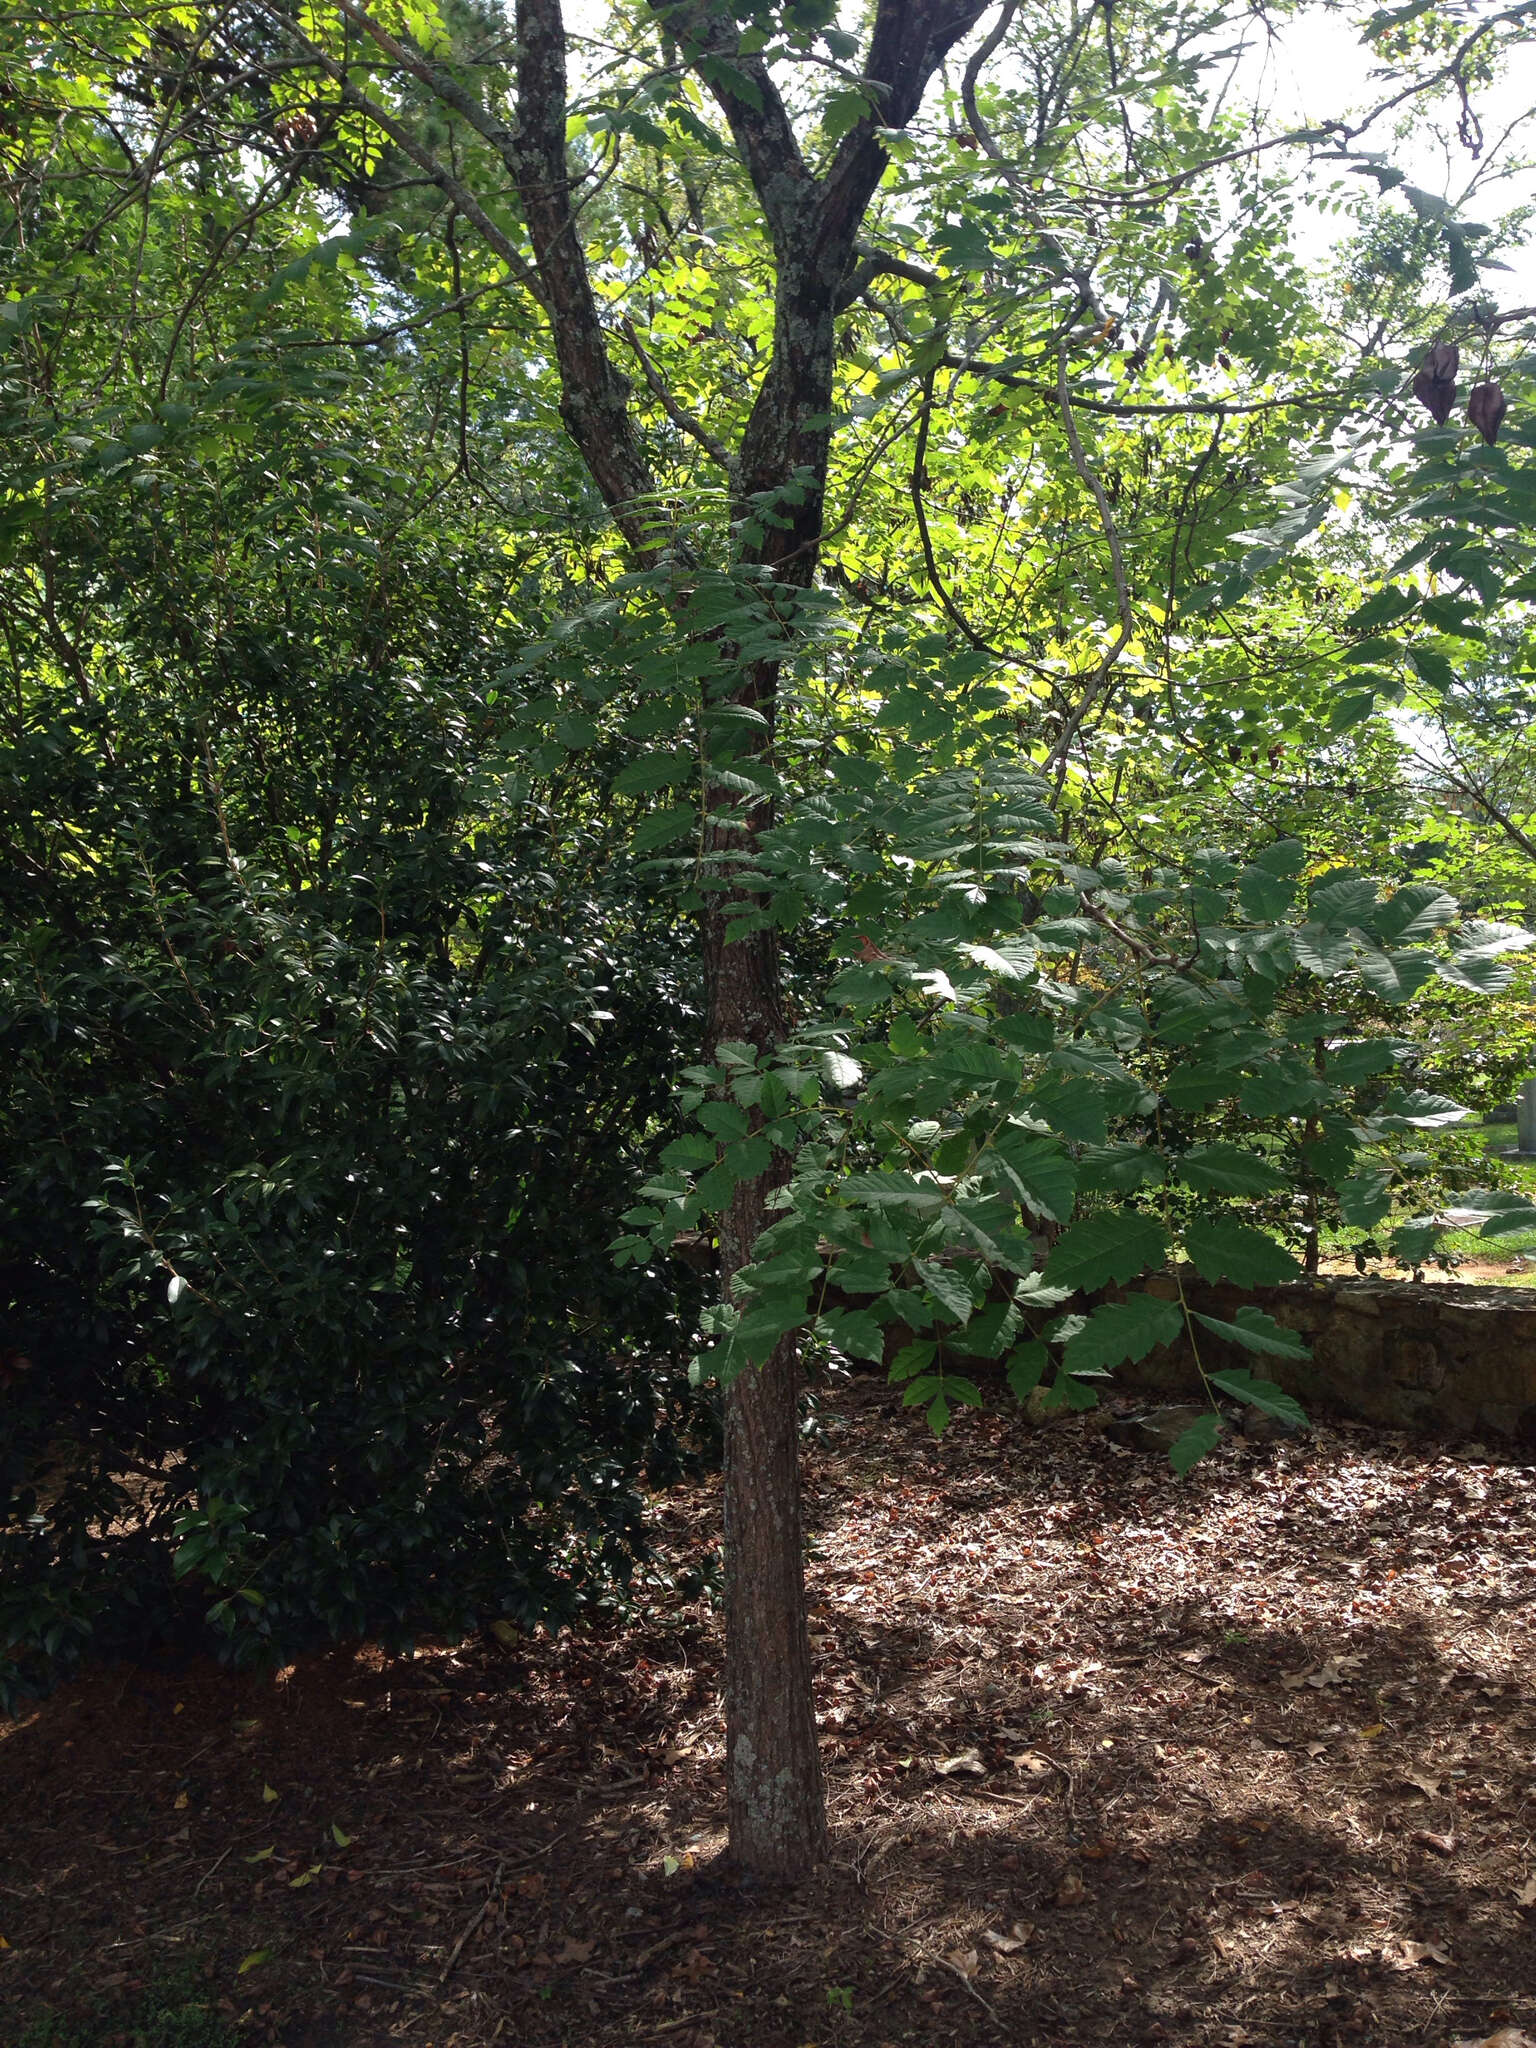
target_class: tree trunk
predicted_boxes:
[720,1277,827,1874]
[703,851,828,1873]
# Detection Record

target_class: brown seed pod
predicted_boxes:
[1423,341,1460,385]
[1467,379,1508,445]
[1413,365,1458,424]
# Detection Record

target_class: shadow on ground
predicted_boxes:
[3,1376,1533,2048]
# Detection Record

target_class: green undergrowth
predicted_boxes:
[15,1961,238,2048]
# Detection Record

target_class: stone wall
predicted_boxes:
[1125,1274,1536,1443]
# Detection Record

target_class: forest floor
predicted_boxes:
[2,1378,1534,2048]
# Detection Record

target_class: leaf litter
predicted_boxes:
[1,1372,1533,2048]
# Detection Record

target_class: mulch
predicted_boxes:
[2,1374,1533,2048]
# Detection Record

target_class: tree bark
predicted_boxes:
[345,0,989,1877]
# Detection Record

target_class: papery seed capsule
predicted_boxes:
[1423,341,1460,385]
[1467,379,1508,444]
[1413,365,1457,425]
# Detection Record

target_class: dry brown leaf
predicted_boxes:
[1452,2031,1535,2048]
[1385,1937,1451,1969]
[934,1749,986,1776]
[981,1921,1033,1954]
[945,1946,980,1981]
[554,1937,595,1964]
[1410,1829,1456,1856]
[1304,1740,1329,1759]
[1514,1875,1536,1908]
[1055,1872,1090,1908]
[1009,1750,1054,1778]
[1401,1770,1441,1798]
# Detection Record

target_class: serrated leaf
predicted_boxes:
[820,1049,863,1090]
[1339,1166,1393,1228]
[1208,1369,1307,1430]
[1192,1307,1309,1360]
[1041,1212,1169,1293]
[1169,1413,1221,1473]
[1311,876,1379,926]
[1182,1218,1301,1286]
[1378,1089,1471,1128]
[612,750,691,796]
[1177,1144,1285,1195]
[915,1258,976,1325]
[1061,1293,1183,1372]
[1371,884,1457,943]
[1076,1143,1167,1192]
[1004,1341,1048,1399]
[1478,1206,1536,1239]
[818,1308,886,1363]
[1238,866,1296,919]
[889,1338,937,1383]
[986,1128,1078,1221]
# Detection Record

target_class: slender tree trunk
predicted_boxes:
[702,790,828,1872]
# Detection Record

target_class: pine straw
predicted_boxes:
[2,1375,1533,2048]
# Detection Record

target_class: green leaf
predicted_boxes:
[1478,1206,1536,1239]
[1310,876,1379,926]
[1238,1066,1324,1117]
[1061,1293,1183,1372]
[1005,1341,1048,1399]
[986,1127,1078,1221]
[612,750,691,796]
[1207,1369,1307,1431]
[1356,948,1436,1001]
[1176,1144,1285,1195]
[1192,1307,1309,1360]
[1041,1212,1169,1293]
[820,1049,863,1090]
[1338,1167,1393,1228]
[1028,1077,1109,1142]
[818,1308,886,1363]
[1237,866,1296,919]
[1169,1413,1221,1473]
[1342,584,1417,632]
[915,1258,976,1325]
[1077,1143,1167,1193]
[1182,1218,1301,1286]
[1378,1089,1471,1128]
[1390,1219,1441,1264]
[889,1339,937,1382]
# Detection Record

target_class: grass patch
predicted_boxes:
[16,1961,238,2048]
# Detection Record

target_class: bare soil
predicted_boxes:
[2,1377,1533,2048]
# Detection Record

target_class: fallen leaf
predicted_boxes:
[944,1947,980,1981]
[1401,1770,1441,1798]
[554,1937,595,1964]
[1386,1937,1451,1969]
[1515,1875,1536,1908]
[330,1823,353,1848]
[1453,2031,1536,2048]
[1357,1722,1385,1739]
[261,1784,279,1803]
[934,1749,986,1776]
[237,1950,271,1975]
[489,1620,518,1645]
[1410,1829,1456,1856]
[173,1791,189,1811]
[1054,1872,1090,1908]
[1009,1751,1054,1778]
[245,1847,275,1864]
[1305,1741,1329,1759]
[981,1921,1033,1954]
[289,1864,323,1888]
